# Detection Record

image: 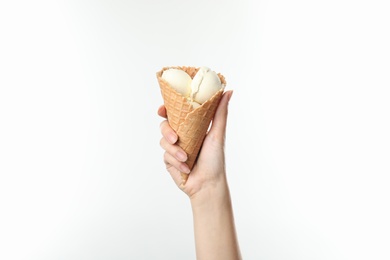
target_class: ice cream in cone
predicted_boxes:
[156,66,226,185]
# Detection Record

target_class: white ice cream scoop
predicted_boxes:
[161,68,192,97]
[191,67,223,104]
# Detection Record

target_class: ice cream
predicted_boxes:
[161,66,223,108]
[156,66,226,185]
[161,68,192,97]
[191,66,223,104]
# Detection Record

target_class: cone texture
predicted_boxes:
[156,66,225,184]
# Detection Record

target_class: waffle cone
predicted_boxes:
[156,66,225,185]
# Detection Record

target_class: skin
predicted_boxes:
[158,90,242,260]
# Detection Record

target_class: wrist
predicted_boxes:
[189,178,231,210]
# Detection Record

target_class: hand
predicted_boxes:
[159,90,242,259]
[158,90,233,199]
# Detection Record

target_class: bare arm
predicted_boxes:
[191,181,241,260]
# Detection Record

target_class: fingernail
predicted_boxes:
[180,164,190,174]
[168,133,177,144]
[176,151,187,162]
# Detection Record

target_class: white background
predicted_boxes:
[1,0,389,259]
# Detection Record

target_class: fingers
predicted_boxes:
[157,105,167,118]
[163,151,190,174]
[208,90,233,141]
[164,161,186,188]
[160,119,190,174]
[160,120,178,144]
[160,136,188,163]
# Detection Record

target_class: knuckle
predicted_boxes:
[159,120,167,130]
[163,152,169,164]
[159,137,165,148]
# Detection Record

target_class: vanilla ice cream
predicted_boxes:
[161,68,192,97]
[162,66,223,108]
[191,67,223,104]
[190,101,201,109]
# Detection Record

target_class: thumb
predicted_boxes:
[208,90,233,142]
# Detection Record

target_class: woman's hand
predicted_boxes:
[158,90,241,259]
[158,90,233,199]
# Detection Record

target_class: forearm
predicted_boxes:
[190,180,242,260]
